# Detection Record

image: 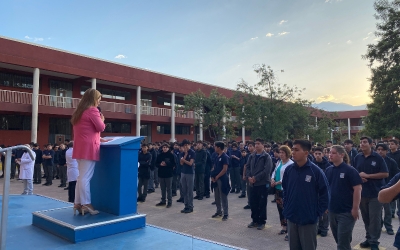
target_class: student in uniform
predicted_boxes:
[282,140,330,250]
[230,142,242,194]
[376,143,399,235]
[180,139,195,213]
[344,139,359,165]
[137,144,152,202]
[211,141,230,221]
[243,141,255,209]
[155,143,176,208]
[238,149,249,198]
[326,145,362,250]
[353,137,389,250]
[194,141,207,200]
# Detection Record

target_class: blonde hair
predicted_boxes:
[71,88,101,125]
[279,145,292,159]
[331,145,350,164]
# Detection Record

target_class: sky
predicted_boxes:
[1,0,377,106]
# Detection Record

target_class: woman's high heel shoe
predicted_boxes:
[81,205,99,215]
[73,205,82,215]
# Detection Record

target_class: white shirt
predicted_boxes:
[271,159,294,184]
[66,148,79,182]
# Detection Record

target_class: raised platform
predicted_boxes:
[32,206,146,243]
[1,195,240,250]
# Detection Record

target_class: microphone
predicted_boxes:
[97,106,102,113]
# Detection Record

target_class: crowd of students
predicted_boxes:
[3,136,400,250]
[137,137,400,250]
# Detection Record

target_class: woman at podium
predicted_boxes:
[71,88,106,215]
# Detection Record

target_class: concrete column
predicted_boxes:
[242,126,245,143]
[347,118,351,139]
[199,118,203,141]
[315,116,318,127]
[222,105,226,140]
[136,86,141,136]
[91,78,97,89]
[170,92,176,142]
[31,68,40,143]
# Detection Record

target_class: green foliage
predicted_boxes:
[234,64,311,141]
[363,0,400,138]
[179,89,237,141]
[307,111,336,144]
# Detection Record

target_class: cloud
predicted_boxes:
[24,35,46,42]
[325,0,342,3]
[327,42,331,45]
[317,94,335,102]
[279,20,288,25]
[266,33,274,37]
[346,40,352,44]
[278,32,289,36]
[367,32,373,35]
[250,37,258,40]
[363,37,369,40]
[115,54,127,59]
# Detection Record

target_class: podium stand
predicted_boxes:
[32,136,146,243]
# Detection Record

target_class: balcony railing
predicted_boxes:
[0,89,195,119]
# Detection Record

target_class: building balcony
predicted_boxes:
[0,89,194,121]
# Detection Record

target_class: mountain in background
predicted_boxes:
[312,102,367,112]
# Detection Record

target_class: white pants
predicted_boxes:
[74,159,96,205]
[22,179,33,194]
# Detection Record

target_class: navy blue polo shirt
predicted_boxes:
[353,151,388,198]
[211,152,229,178]
[180,149,196,174]
[325,162,363,214]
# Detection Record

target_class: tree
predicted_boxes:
[234,64,311,142]
[307,111,336,144]
[179,89,237,141]
[363,0,400,138]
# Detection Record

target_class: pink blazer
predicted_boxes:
[72,107,105,161]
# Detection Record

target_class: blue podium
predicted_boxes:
[32,136,146,243]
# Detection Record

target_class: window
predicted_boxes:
[50,80,73,98]
[0,72,33,89]
[176,125,190,135]
[80,86,132,101]
[0,115,32,130]
[104,122,131,133]
[156,96,184,106]
[157,124,171,134]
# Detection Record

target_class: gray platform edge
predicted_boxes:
[10,194,245,250]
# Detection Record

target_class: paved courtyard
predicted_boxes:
[0,177,398,250]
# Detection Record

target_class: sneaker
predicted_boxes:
[166,203,172,208]
[183,208,193,214]
[181,208,189,213]
[194,196,199,199]
[212,212,222,218]
[222,215,228,221]
[212,201,216,205]
[156,202,166,206]
[247,222,258,228]
[44,183,52,186]
[320,231,327,237]
[257,224,265,230]
[238,194,246,198]
[64,187,69,190]
[197,197,203,200]
[176,198,184,203]
[34,182,41,185]
[21,192,28,195]
[370,244,379,250]
[359,240,370,248]
[387,229,395,235]
[317,229,321,235]
[205,194,210,198]
[243,205,251,209]
[230,189,235,193]
[147,189,155,193]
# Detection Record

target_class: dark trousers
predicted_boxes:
[275,189,287,227]
[33,164,42,183]
[240,178,247,196]
[68,181,77,203]
[288,220,318,250]
[159,177,172,204]
[250,185,268,225]
[230,167,241,191]
[382,202,393,231]
[318,213,329,234]
[172,173,179,194]
[360,197,382,246]
[44,164,53,184]
[329,212,356,250]
[10,161,16,178]
[246,181,253,205]
[138,177,149,199]
[53,164,58,178]
[59,165,67,185]
[195,172,204,198]
[204,171,210,196]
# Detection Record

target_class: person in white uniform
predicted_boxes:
[66,141,79,203]
[17,144,36,195]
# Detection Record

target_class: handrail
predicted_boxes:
[0,145,35,250]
